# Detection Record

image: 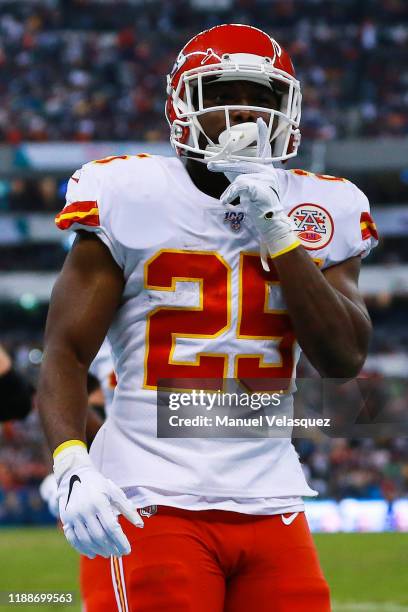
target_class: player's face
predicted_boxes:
[198,80,279,144]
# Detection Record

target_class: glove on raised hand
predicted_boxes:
[208,118,300,271]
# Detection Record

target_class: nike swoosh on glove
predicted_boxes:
[208,118,300,271]
[54,443,143,559]
[39,473,59,518]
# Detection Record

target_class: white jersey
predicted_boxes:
[56,154,377,514]
[89,338,116,415]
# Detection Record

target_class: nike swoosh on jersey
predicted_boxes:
[281,512,299,526]
[65,474,81,509]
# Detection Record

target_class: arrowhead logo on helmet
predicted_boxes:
[270,37,283,64]
[165,24,302,164]
[169,48,223,81]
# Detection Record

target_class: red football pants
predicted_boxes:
[98,507,330,612]
[80,554,117,611]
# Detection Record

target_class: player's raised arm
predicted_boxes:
[209,119,376,379]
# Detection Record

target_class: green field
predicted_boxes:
[0,528,407,611]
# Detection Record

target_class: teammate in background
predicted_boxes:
[0,343,33,421]
[38,25,378,611]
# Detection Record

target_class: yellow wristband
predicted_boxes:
[271,240,301,259]
[53,439,87,459]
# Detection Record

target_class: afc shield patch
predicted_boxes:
[288,203,334,250]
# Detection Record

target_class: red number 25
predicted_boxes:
[144,250,295,390]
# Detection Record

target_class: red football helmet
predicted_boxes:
[166,24,301,163]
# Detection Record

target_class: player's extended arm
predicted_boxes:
[38,231,122,448]
[273,251,371,378]
[37,232,143,559]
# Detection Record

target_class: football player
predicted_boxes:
[38,24,378,611]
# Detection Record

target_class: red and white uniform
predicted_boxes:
[56,154,377,517]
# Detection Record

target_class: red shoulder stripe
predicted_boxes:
[360,212,378,241]
[55,200,99,230]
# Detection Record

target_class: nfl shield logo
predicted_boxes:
[140,505,158,518]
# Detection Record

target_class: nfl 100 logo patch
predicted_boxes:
[288,203,334,250]
[224,210,245,232]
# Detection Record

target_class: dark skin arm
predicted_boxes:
[37,232,124,452]
[273,248,371,378]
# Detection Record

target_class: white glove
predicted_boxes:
[39,473,59,518]
[208,118,300,271]
[53,442,144,559]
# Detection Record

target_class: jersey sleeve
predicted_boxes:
[323,182,378,268]
[55,162,125,268]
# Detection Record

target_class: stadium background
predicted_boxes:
[0,0,408,610]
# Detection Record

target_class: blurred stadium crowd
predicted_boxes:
[0,0,407,143]
[301,437,408,501]
[0,415,51,524]
[1,0,408,526]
